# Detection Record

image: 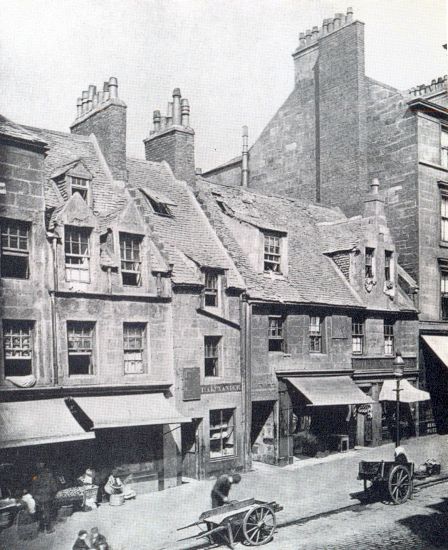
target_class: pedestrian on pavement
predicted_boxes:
[72,529,90,550]
[31,462,58,534]
[90,526,109,549]
[211,473,241,508]
[394,446,410,464]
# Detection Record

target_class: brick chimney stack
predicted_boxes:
[70,77,127,181]
[144,88,195,186]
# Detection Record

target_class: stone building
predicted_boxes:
[193,175,420,465]
[203,7,448,434]
[0,80,248,491]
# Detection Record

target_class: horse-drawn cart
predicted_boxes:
[177,498,283,548]
[358,460,414,504]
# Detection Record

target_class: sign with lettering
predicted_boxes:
[201,383,242,394]
[183,368,201,401]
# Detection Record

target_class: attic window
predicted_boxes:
[264,232,281,273]
[71,177,90,202]
[147,196,173,217]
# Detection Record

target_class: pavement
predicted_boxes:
[0,434,447,550]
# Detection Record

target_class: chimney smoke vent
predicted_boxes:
[108,77,118,98]
[181,99,190,127]
[172,88,182,126]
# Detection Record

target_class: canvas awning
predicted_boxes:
[0,399,94,449]
[422,335,448,367]
[284,376,373,406]
[73,394,191,430]
[379,379,430,403]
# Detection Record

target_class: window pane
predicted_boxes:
[67,322,94,375]
[3,321,33,377]
[1,220,30,279]
[209,409,235,459]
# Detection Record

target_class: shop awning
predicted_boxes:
[379,379,430,403]
[73,394,191,430]
[284,376,374,406]
[0,399,94,449]
[422,335,448,367]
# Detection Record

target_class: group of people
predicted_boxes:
[72,527,109,550]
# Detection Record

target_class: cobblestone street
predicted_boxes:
[267,481,448,549]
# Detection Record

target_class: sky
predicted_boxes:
[0,0,447,172]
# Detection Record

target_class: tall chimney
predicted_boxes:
[241,125,249,187]
[70,76,127,181]
[364,178,386,220]
[144,87,195,186]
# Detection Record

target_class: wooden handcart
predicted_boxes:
[358,460,414,504]
[177,498,283,549]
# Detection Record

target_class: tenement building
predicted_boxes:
[204,7,448,434]
[0,80,247,491]
[193,175,420,464]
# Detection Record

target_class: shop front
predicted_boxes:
[421,334,448,434]
[68,393,191,492]
[279,375,373,461]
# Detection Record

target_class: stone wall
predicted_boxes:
[0,141,53,387]
[172,289,245,477]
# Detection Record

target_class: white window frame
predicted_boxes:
[2,320,33,377]
[119,233,143,286]
[209,408,236,459]
[123,323,146,374]
[64,226,91,283]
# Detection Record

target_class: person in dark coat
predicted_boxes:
[211,473,241,508]
[90,526,109,549]
[31,462,58,534]
[72,530,90,550]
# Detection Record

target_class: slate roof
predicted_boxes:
[195,179,364,307]
[126,158,244,288]
[25,126,127,219]
[0,115,47,146]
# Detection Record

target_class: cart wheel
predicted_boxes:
[242,504,276,546]
[388,465,413,504]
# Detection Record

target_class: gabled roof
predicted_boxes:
[25,126,127,218]
[195,179,364,307]
[126,158,244,288]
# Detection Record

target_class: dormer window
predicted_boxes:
[140,188,175,218]
[71,176,90,201]
[65,226,91,282]
[147,196,173,217]
[204,271,219,307]
[120,232,142,286]
[264,232,281,273]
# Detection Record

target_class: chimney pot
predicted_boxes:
[76,98,82,118]
[195,167,203,175]
[346,7,354,22]
[181,98,190,127]
[172,88,182,125]
[371,178,380,194]
[153,110,161,132]
[166,102,173,126]
[81,90,89,114]
[108,77,118,98]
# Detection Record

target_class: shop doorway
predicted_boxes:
[181,419,202,480]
